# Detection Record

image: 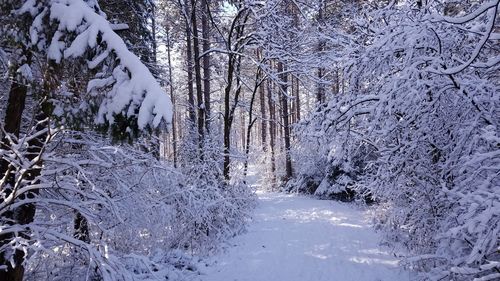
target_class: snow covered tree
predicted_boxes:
[0,0,173,279]
[40,0,172,138]
[292,0,499,279]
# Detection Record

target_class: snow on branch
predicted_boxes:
[427,1,499,25]
[431,4,499,75]
[21,0,173,130]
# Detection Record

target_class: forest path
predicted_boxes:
[197,168,409,281]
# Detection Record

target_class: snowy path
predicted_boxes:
[198,183,409,281]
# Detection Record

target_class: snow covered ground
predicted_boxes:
[197,170,409,281]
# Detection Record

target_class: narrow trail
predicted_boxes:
[198,168,409,281]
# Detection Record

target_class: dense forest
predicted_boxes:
[0,0,498,280]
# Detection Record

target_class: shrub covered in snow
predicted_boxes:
[13,130,255,281]
[291,1,499,280]
[288,112,376,203]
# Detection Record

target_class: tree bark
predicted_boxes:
[223,53,235,180]
[267,79,277,186]
[222,7,249,181]
[316,68,325,104]
[223,53,243,181]
[243,66,263,179]
[184,0,196,128]
[258,51,267,151]
[0,58,29,281]
[191,0,205,152]
[240,102,245,151]
[0,57,56,281]
[278,62,293,181]
[294,75,301,122]
[201,0,211,133]
[166,29,178,167]
[316,2,325,104]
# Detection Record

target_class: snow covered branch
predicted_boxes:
[20,0,173,132]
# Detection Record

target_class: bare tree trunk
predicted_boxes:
[191,0,205,153]
[0,91,27,280]
[305,84,311,112]
[0,50,30,281]
[316,67,325,104]
[1,79,27,139]
[166,29,178,167]
[240,105,245,150]
[223,53,243,180]
[151,3,157,68]
[316,1,325,104]
[0,57,56,281]
[259,51,267,151]
[201,0,211,133]
[222,7,249,181]
[223,53,235,180]
[267,79,277,186]
[243,67,263,179]
[278,62,293,181]
[290,76,296,125]
[150,4,161,159]
[177,109,183,140]
[184,0,196,128]
[294,75,301,122]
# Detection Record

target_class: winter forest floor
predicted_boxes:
[196,167,410,281]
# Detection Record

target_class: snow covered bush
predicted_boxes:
[289,107,376,202]
[175,132,256,250]
[293,0,499,280]
[11,130,255,281]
